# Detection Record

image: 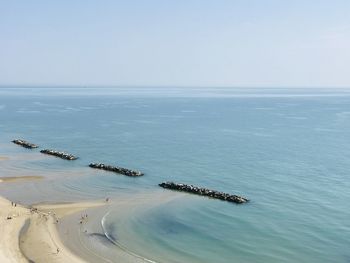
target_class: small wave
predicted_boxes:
[80,106,96,110]
[181,110,196,113]
[286,116,308,120]
[16,110,41,114]
[64,107,82,112]
[101,211,159,263]
[134,120,157,124]
[254,107,274,110]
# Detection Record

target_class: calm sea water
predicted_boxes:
[1,87,350,263]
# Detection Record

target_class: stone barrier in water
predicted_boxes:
[159,182,249,204]
[89,163,144,177]
[12,139,38,149]
[40,149,78,160]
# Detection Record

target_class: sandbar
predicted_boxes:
[0,176,44,183]
[0,195,105,263]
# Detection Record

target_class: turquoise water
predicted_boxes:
[1,87,350,262]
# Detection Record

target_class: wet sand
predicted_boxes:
[57,191,182,263]
[0,152,183,263]
[0,176,44,183]
[0,195,105,263]
[0,187,182,263]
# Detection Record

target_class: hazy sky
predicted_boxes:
[0,0,350,87]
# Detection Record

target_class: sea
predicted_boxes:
[0,87,349,263]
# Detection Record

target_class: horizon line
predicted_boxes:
[1,84,350,89]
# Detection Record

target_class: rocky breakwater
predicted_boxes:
[159,182,249,204]
[12,139,38,149]
[89,163,144,177]
[40,149,78,160]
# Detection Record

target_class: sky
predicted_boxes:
[0,0,350,87]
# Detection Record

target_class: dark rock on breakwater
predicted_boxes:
[40,149,78,160]
[89,163,144,177]
[12,139,38,149]
[159,182,249,204]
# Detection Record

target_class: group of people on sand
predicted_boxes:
[79,214,88,224]
[78,197,110,224]
[6,202,18,219]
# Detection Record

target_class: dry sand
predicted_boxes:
[0,196,27,263]
[0,195,105,263]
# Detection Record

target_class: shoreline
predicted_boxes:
[0,152,184,263]
[0,194,106,263]
[0,176,44,183]
[0,187,183,263]
[56,190,183,263]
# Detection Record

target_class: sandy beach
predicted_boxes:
[0,170,181,263]
[56,191,182,263]
[0,149,181,263]
[0,194,105,263]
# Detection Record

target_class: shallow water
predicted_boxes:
[1,87,350,262]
